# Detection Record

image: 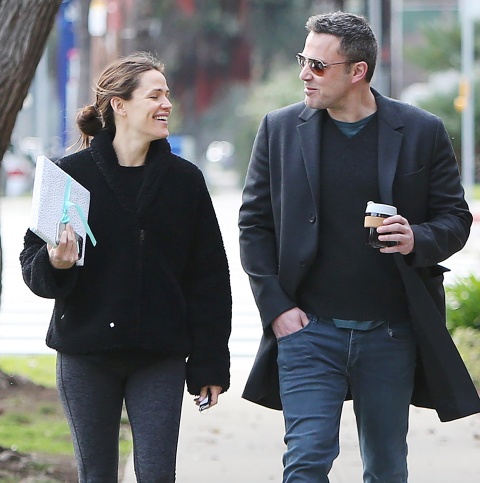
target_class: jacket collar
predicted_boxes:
[90,130,174,217]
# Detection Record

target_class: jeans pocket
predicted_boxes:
[386,321,415,343]
[277,315,315,344]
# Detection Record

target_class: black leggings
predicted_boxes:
[56,352,186,483]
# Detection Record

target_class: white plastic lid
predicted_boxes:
[365,201,397,216]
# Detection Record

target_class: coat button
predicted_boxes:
[309,214,316,223]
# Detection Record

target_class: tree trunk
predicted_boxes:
[0,0,62,161]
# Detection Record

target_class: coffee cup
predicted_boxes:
[364,201,398,248]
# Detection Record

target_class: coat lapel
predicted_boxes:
[374,91,404,205]
[297,93,404,209]
[297,106,323,209]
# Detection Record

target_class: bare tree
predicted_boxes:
[0,0,62,161]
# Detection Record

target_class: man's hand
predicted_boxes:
[47,223,79,269]
[271,307,309,339]
[377,214,415,255]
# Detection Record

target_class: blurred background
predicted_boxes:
[2,0,480,198]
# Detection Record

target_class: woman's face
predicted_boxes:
[119,69,173,142]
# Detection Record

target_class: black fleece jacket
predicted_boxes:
[20,130,232,395]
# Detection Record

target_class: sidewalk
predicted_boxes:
[122,366,480,483]
[1,194,478,482]
[121,191,480,483]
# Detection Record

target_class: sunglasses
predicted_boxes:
[296,53,351,76]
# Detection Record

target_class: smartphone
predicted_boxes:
[56,222,84,258]
[195,391,212,412]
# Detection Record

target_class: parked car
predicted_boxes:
[0,144,35,197]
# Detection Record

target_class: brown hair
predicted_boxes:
[76,52,164,148]
[305,11,377,82]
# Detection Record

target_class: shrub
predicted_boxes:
[452,327,480,389]
[446,274,480,333]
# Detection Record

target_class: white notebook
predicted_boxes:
[30,156,91,265]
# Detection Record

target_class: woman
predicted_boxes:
[20,52,231,482]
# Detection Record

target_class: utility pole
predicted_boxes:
[459,0,476,201]
[367,0,392,97]
[390,0,403,99]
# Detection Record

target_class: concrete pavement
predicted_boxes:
[123,190,480,482]
[122,374,480,483]
[1,192,480,482]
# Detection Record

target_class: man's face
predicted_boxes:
[298,32,353,111]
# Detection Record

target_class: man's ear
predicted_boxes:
[110,97,126,116]
[351,61,369,84]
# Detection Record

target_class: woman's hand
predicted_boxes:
[47,223,79,269]
[194,385,223,410]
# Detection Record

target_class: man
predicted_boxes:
[239,11,480,483]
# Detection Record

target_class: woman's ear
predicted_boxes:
[110,97,126,116]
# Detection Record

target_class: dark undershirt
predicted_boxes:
[298,112,410,327]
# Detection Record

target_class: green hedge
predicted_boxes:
[452,327,480,389]
[446,274,480,333]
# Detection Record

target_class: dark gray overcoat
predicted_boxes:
[239,90,480,422]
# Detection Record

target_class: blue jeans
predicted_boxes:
[277,316,416,483]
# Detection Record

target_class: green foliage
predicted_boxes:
[416,80,480,164]
[405,19,480,73]
[446,275,480,390]
[248,0,315,79]
[240,64,304,121]
[405,19,462,71]
[446,274,480,332]
[0,414,73,455]
[233,63,305,183]
[473,183,480,200]
[416,88,459,141]
[0,355,57,388]
[406,17,480,175]
[0,410,133,458]
[452,327,480,389]
[0,355,132,457]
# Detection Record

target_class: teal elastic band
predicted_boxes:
[61,177,97,246]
